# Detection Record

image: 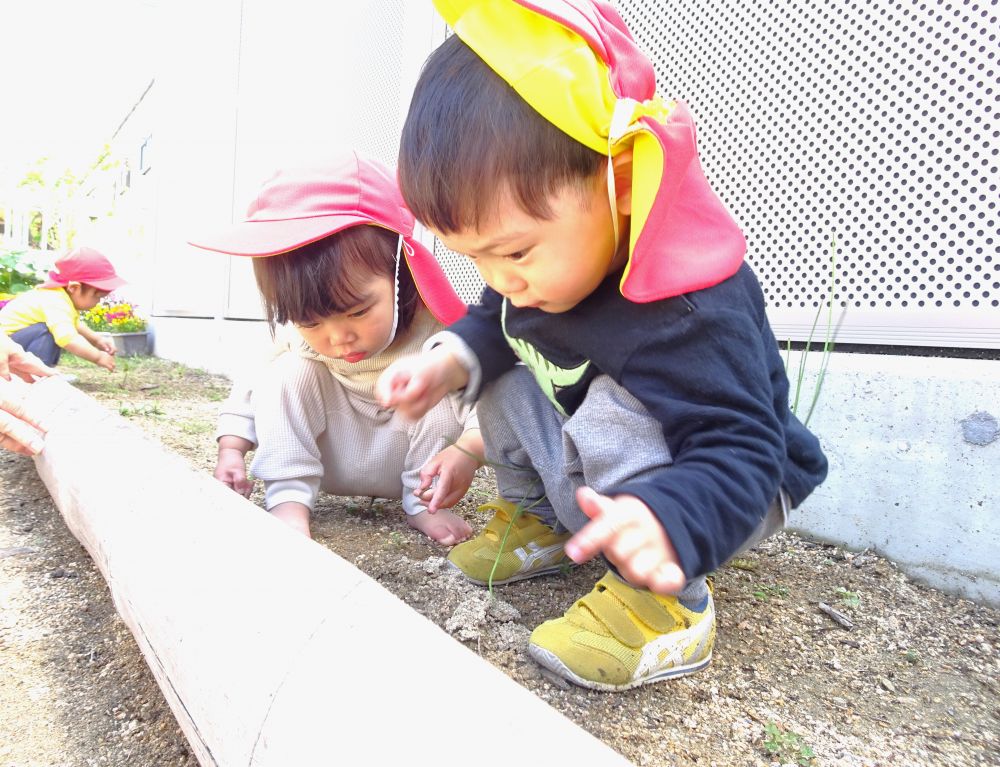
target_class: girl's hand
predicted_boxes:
[565,486,687,595]
[214,446,254,498]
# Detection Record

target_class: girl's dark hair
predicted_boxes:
[398,34,605,234]
[252,225,417,331]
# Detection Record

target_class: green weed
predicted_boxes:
[763,721,815,765]
[835,587,860,608]
[118,402,165,418]
[753,583,789,602]
[383,531,407,548]
[786,238,847,427]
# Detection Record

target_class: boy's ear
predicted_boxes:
[611,149,634,216]
[65,281,82,295]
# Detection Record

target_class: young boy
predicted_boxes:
[376,0,828,691]
[0,246,122,372]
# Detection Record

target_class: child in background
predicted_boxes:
[0,246,121,371]
[189,152,482,543]
[377,0,828,690]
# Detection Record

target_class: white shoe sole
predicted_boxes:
[445,558,574,586]
[527,644,713,691]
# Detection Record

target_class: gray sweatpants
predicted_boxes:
[250,354,467,515]
[477,366,785,588]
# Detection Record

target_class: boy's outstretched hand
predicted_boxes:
[566,486,687,596]
[375,346,469,421]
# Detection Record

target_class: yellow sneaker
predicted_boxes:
[528,570,715,690]
[446,498,573,586]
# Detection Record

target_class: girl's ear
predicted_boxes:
[611,149,633,216]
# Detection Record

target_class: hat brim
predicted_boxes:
[403,238,467,326]
[187,214,370,257]
[39,275,127,291]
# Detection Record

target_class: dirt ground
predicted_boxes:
[1,356,997,766]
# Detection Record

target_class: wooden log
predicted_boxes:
[26,378,631,767]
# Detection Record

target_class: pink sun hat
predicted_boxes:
[41,246,126,291]
[187,151,466,326]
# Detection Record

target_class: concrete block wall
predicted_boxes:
[788,352,999,606]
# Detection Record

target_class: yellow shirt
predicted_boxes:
[0,287,80,346]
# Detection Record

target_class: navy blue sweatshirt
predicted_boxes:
[449,262,828,579]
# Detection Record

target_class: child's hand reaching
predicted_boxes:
[376,346,469,421]
[416,430,484,513]
[566,486,687,595]
[215,436,255,498]
[95,351,116,372]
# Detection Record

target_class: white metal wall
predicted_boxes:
[616,0,999,348]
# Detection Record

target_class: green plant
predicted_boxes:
[0,249,50,296]
[118,401,164,418]
[902,649,921,665]
[785,238,847,427]
[763,721,815,765]
[753,583,789,602]
[835,587,860,608]
[82,294,147,333]
[383,531,407,548]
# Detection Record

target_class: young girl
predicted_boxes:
[188,152,482,544]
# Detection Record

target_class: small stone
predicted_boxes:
[879,677,896,693]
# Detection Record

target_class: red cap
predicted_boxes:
[41,246,126,291]
[187,151,466,326]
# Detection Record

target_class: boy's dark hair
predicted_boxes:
[399,34,605,234]
[252,225,417,332]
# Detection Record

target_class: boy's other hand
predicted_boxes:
[96,351,116,372]
[566,486,686,595]
[0,377,47,455]
[416,439,482,513]
[375,347,468,421]
[97,338,117,355]
[215,443,254,498]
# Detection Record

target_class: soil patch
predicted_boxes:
[1,356,997,766]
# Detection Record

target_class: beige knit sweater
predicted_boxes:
[216,305,476,445]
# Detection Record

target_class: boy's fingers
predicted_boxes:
[428,474,452,513]
[647,561,687,595]
[565,486,620,563]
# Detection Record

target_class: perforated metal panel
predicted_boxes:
[616,0,999,348]
[345,0,406,169]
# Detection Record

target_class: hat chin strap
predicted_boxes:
[606,97,639,255]
[370,234,403,358]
